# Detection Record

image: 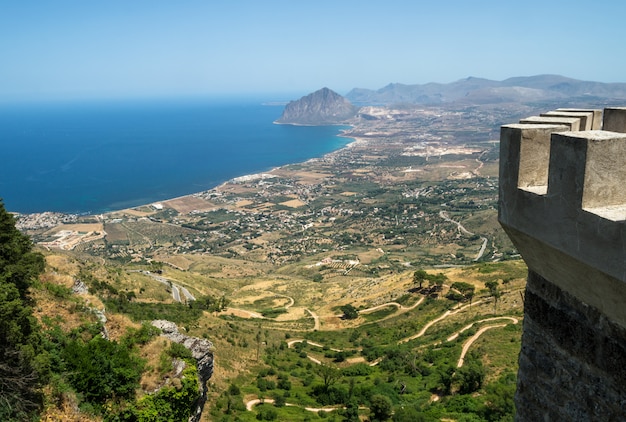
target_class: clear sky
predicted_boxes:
[1,0,625,102]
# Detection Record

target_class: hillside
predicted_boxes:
[275,87,358,125]
[10,96,547,420]
[346,75,626,105]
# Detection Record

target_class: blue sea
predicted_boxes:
[0,99,351,214]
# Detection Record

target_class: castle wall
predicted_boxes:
[498,108,626,421]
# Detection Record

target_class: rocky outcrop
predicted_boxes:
[151,320,214,422]
[275,87,358,125]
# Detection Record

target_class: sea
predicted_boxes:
[0,98,352,215]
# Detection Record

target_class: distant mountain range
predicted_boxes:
[345,75,626,105]
[274,76,626,126]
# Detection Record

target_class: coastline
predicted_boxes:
[141,130,361,215]
[15,127,361,224]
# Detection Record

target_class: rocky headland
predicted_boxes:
[274,87,358,125]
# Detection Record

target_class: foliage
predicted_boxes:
[104,299,203,325]
[413,270,428,288]
[455,358,485,394]
[124,365,200,422]
[0,200,46,420]
[189,294,229,312]
[62,335,144,406]
[370,394,393,421]
[340,304,359,320]
[413,269,447,292]
[260,308,287,318]
[121,322,161,348]
[481,371,516,421]
[485,280,501,313]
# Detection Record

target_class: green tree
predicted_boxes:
[428,273,447,291]
[456,359,485,394]
[317,363,342,389]
[485,280,501,313]
[370,394,393,421]
[0,200,47,420]
[63,335,144,405]
[413,269,428,289]
[340,304,359,320]
[481,371,516,421]
[451,282,476,308]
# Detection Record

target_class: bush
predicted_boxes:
[62,336,144,405]
[129,365,200,421]
[340,304,359,320]
[256,406,278,421]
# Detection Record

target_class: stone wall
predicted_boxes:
[498,107,626,421]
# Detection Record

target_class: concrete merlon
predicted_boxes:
[603,107,626,133]
[500,124,569,194]
[541,111,593,130]
[519,115,581,131]
[548,131,626,212]
[556,108,603,129]
[500,123,626,290]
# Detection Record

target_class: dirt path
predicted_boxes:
[221,307,264,319]
[438,210,488,261]
[447,316,519,342]
[359,295,425,314]
[398,300,483,344]
[457,324,507,367]
[245,398,348,413]
[220,296,422,331]
[305,308,320,330]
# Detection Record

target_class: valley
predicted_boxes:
[16,100,549,421]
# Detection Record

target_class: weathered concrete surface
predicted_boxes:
[518,115,581,130]
[603,106,626,133]
[556,108,602,129]
[499,107,626,421]
[499,124,626,328]
[541,110,594,130]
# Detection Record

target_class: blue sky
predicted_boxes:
[1,0,625,101]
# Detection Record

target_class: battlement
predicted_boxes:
[499,108,626,328]
[499,107,626,421]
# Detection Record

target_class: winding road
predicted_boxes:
[439,210,488,261]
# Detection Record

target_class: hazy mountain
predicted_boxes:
[346,75,626,105]
[275,87,358,125]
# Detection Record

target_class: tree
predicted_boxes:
[0,200,46,420]
[62,336,144,405]
[456,359,485,394]
[485,280,501,314]
[317,363,341,389]
[370,394,393,421]
[428,273,447,291]
[340,304,359,320]
[451,282,476,308]
[413,269,428,289]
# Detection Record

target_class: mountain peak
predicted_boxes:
[275,88,358,125]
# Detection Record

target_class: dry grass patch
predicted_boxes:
[235,199,254,208]
[279,199,306,208]
[45,254,80,275]
[139,337,173,392]
[163,195,215,214]
[106,313,140,341]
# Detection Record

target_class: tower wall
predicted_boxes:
[498,108,626,421]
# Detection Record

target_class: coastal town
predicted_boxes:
[16,102,528,273]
